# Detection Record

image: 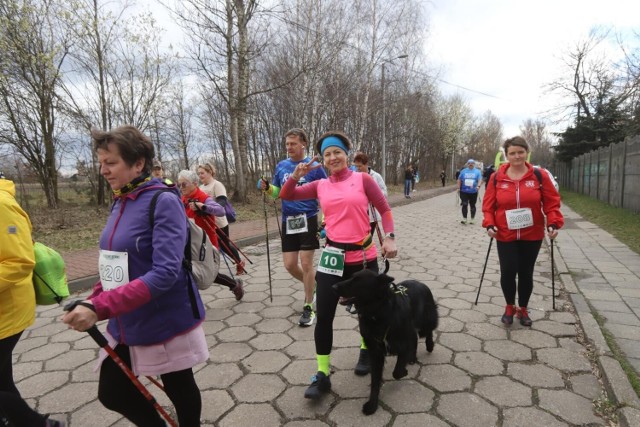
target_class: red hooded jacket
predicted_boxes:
[482,162,564,242]
[182,187,219,248]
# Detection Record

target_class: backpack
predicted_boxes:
[149,189,220,291]
[32,242,69,305]
[223,198,237,223]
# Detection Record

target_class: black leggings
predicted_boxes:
[98,344,201,426]
[314,259,378,355]
[0,331,22,395]
[216,225,241,263]
[460,192,478,218]
[0,390,47,426]
[496,240,543,307]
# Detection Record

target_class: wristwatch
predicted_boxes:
[384,232,395,240]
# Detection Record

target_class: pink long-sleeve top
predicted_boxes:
[280,168,393,264]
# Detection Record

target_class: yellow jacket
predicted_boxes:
[0,178,36,339]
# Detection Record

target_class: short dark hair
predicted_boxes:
[353,152,369,165]
[284,128,309,145]
[504,136,529,152]
[315,131,352,155]
[91,125,154,174]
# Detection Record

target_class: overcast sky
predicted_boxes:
[426,0,638,138]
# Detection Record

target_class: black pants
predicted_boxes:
[216,225,241,263]
[496,240,543,307]
[0,390,47,427]
[98,344,201,426]
[314,259,378,355]
[0,332,22,395]
[460,192,478,219]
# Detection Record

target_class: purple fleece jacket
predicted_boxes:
[89,179,205,346]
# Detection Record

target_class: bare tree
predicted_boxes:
[0,0,72,208]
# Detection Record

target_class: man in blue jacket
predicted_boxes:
[457,159,482,224]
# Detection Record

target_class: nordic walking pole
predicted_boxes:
[64,301,178,427]
[273,200,282,239]
[475,237,494,305]
[262,191,273,302]
[551,238,556,310]
[369,202,384,245]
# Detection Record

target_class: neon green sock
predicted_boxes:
[317,354,330,375]
[360,337,367,350]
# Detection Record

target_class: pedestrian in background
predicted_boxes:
[258,128,327,327]
[439,170,447,187]
[482,136,564,326]
[198,163,245,275]
[352,151,388,236]
[403,165,413,198]
[1,172,65,426]
[457,159,482,224]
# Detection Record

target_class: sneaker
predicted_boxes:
[46,419,66,427]
[299,304,315,326]
[501,304,516,325]
[460,219,467,224]
[304,371,331,399]
[469,218,475,224]
[517,307,533,326]
[345,304,357,314]
[354,349,370,376]
[231,279,244,301]
[236,260,246,275]
[412,189,416,192]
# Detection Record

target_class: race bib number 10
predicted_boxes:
[99,250,130,291]
[317,246,345,276]
[505,208,534,230]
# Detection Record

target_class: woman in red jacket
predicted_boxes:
[482,137,564,326]
[178,170,244,300]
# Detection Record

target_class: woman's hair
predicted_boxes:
[91,126,154,174]
[284,128,309,145]
[315,131,352,155]
[198,163,216,177]
[504,136,529,152]
[353,152,369,165]
[178,169,199,185]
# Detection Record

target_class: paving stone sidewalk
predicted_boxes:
[15,189,640,426]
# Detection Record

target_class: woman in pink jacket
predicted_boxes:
[482,136,564,327]
[280,131,397,400]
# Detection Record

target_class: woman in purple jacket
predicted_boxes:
[62,126,207,426]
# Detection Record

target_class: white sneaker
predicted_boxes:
[469,218,475,224]
[460,219,467,224]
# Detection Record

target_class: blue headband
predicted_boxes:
[320,136,349,155]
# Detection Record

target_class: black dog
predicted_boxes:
[332,269,438,415]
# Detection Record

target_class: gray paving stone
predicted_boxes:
[68,400,122,427]
[538,389,604,425]
[438,332,482,352]
[454,351,504,375]
[330,370,370,398]
[475,376,532,407]
[507,363,565,388]
[465,322,507,340]
[196,363,243,389]
[502,406,569,427]
[218,403,282,427]
[19,342,70,362]
[44,349,96,371]
[533,320,577,337]
[280,359,319,385]
[17,370,69,398]
[380,380,434,413]
[437,316,464,332]
[510,329,557,348]
[230,373,286,402]
[216,326,257,342]
[418,364,471,392]
[449,308,488,323]
[38,382,98,413]
[254,318,295,333]
[436,392,498,427]
[248,332,292,350]
[601,311,640,326]
[392,413,450,427]
[484,340,532,362]
[537,347,592,372]
[13,361,43,382]
[200,389,234,424]
[241,350,291,373]
[328,399,391,426]
[570,373,603,399]
[225,312,262,327]
[209,342,253,362]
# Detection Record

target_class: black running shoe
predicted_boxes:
[304,371,331,399]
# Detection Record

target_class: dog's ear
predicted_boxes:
[378,273,395,285]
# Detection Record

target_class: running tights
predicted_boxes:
[0,390,47,426]
[460,192,478,219]
[0,332,22,395]
[314,260,378,355]
[98,344,201,426]
[496,239,543,307]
